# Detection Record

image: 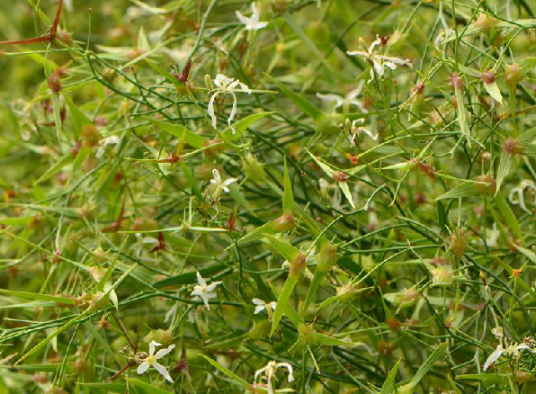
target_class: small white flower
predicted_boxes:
[484,342,535,371]
[485,223,500,247]
[137,341,176,383]
[210,169,237,194]
[190,272,222,310]
[254,360,294,394]
[96,135,120,159]
[509,180,536,214]
[208,74,252,131]
[316,81,367,113]
[236,2,268,31]
[252,298,276,315]
[350,118,378,141]
[347,35,412,81]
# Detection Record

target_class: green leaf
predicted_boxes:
[403,342,448,392]
[221,112,274,140]
[0,289,76,305]
[313,332,352,347]
[35,151,74,185]
[151,119,206,149]
[65,95,92,140]
[483,81,503,104]
[125,378,174,394]
[496,150,512,194]
[153,264,228,288]
[265,74,323,121]
[227,183,254,215]
[380,359,401,394]
[200,355,250,389]
[264,234,301,262]
[270,275,299,336]
[454,85,471,146]
[283,157,294,213]
[495,191,522,240]
[435,182,477,200]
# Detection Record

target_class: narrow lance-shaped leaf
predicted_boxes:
[398,342,448,393]
[495,149,512,195]
[380,359,401,394]
[200,355,250,390]
[454,83,471,147]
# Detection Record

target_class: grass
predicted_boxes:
[1,0,536,393]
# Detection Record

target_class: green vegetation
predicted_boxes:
[1,0,536,393]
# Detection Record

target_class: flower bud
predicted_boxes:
[480,70,496,85]
[475,174,496,195]
[204,74,212,90]
[386,317,401,331]
[503,138,525,155]
[384,288,420,307]
[449,230,466,260]
[316,244,337,273]
[273,213,295,232]
[144,329,173,346]
[289,252,306,278]
[48,74,61,93]
[81,124,100,148]
[377,340,394,356]
[450,73,463,90]
[504,63,521,87]
[57,31,73,46]
[431,267,454,287]
[474,14,498,30]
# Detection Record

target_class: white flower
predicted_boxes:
[210,169,237,194]
[316,81,367,113]
[137,341,175,383]
[347,35,412,81]
[236,3,268,31]
[485,223,500,247]
[252,298,276,315]
[484,342,535,371]
[208,74,252,131]
[254,360,294,394]
[509,180,536,214]
[350,118,378,141]
[96,135,120,159]
[190,272,222,310]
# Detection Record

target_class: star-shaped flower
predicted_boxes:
[210,169,237,194]
[347,35,412,81]
[190,272,222,310]
[208,74,252,131]
[254,360,294,394]
[252,298,276,315]
[137,341,176,383]
[236,3,268,31]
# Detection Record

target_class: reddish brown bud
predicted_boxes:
[480,70,496,85]
[333,172,349,182]
[387,317,401,331]
[450,73,463,90]
[450,230,466,260]
[503,138,525,155]
[48,74,61,93]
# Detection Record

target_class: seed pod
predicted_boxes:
[289,252,306,279]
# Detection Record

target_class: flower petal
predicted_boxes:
[153,362,174,383]
[149,341,162,356]
[484,348,503,371]
[208,93,218,129]
[156,344,176,359]
[196,271,207,287]
[137,362,150,374]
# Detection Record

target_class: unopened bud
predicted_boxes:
[480,70,496,85]
[503,138,525,155]
[450,230,466,260]
[504,63,521,87]
[48,74,61,93]
[450,73,463,90]
[81,124,100,148]
[289,252,306,278]
[273,213,295,232]
[317,244,338,273]
[475,174,496,195]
